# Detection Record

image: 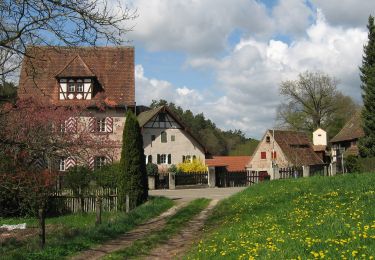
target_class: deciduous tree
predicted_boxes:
[277,71,358,137]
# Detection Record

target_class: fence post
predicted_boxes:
[271,166,279,180]
[330,162,337,176]
[169,172,176,190]
[148,175,156,190]
[208,166,216,188]
[126,194,130,213]
[38,206,45,249]
[302,165,310,177]
[95,197,102,226]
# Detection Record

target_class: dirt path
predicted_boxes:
[70,202,187,260]
[142,199,219,260]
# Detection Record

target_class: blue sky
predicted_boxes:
[121,0,374,138]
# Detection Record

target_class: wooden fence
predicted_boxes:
[279,167,303,179]
[50,188,118,213]
[216,170,264,187]
[156,172,169,189]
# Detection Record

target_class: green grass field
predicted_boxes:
[1,197,173,260]
[105,198,210,259]
[186,173,375,259]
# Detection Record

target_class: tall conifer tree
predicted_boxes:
[119,110,148,210]
[359,15,375,157]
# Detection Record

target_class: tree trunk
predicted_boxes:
[38,207,46,249]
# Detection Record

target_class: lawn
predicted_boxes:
[185,173,375,259]
[1,196,173,260]
[105,198,210,259]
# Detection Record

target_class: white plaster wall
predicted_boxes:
[313,128,327,146]
[142,127,205,168]
[247,131,290,171]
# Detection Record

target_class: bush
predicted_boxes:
[94,162,120,188]
[345,155,361,173]
[357,157,375,172]
[146,163,158,176]
[177,158,207,173]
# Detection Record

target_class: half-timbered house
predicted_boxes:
[137,106,207,171]
[18,46,135,171]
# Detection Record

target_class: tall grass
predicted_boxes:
[186,173,375,259]
[1,197,173,260]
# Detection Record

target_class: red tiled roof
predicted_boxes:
[18,46,135,107]
[205,156,251,172]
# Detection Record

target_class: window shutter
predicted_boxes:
[168,154,171,164]
[182,155,185,163]
[106,155,113,164]
[106,117,113,133]
[89,156,95,169]
[157,154,161,164]
[89,117,96,133]
[193,155,196,161]
[148,155,152,164]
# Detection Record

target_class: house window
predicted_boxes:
[147,155,152,164]
[94,156,107,169]
[76,80,84,92]
[171,135,175,142]
[96,118,106,132]
[261,152,267,159]
[161,131,167,143]
[68,80,75,92]
[160,154,167,164]
[266,136,270,143]
[271,151,277,159]
[59,157,66,171]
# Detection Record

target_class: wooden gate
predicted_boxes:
[279,167,303,179]
[156,172,169,189]
[216,169,263,187]
[175,172,208,186]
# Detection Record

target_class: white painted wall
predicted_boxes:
[313,128,327,146]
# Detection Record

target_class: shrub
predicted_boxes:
[345,155,361,173]
[94,162,120,188]
[177,158,207,173]
[146,163,158,176]
[64,166,92,212]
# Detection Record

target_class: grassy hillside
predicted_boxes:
[229,139,259,156]
[186,174,375,259]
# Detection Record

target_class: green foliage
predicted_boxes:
[186,173,375,259]
[104,198,210,259]
[0,82,17,104]
[357,157,375,172]
[119,110,148,211]
[344,155,361,173]
[146,163,158,176]
[229,139,260,156]
[64,166,92,195]
[177,158,207,173]
[277,72,358,138]
[168,164,180,174]
[1,197,174,259]
[150,100,253,155]
[359,15,375,157]
[93,163,120,188]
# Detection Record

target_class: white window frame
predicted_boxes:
[97,118,106,133]
[76,79,84,92]
[59,157,66,171]
[160,154,167,164]
[94,156,107,169]
[68,80,75,92]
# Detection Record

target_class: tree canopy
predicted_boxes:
[359,15,375,157]
[277,71,358,138]
[150,100,258,155]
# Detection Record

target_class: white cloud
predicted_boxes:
[126,0,273,54]
[311,0,375,27]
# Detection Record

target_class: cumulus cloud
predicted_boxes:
[311,0,375,27]
[126,0,273,55]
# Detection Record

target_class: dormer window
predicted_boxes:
[59,78,92,100]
